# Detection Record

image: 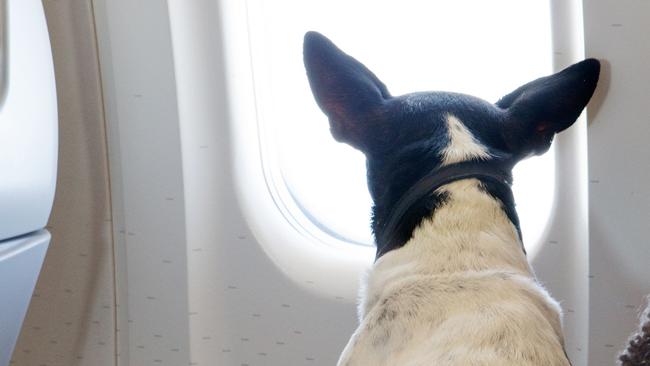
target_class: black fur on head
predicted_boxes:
[303,31,600,258]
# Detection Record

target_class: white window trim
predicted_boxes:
[220,0,374,301]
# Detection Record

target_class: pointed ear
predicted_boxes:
[303,31,391,152]
[497,59,600,156]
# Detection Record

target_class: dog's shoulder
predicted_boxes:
[339,251,568,366]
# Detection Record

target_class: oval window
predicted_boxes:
[245,0,554,252]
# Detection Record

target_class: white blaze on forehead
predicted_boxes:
[441,114,491,165]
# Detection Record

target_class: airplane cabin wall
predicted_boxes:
[8,1,650,365]
[583,0,650,364]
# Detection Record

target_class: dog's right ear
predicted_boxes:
[496,59,600,157]
[303,31,391,153]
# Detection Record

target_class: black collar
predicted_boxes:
[375,159,518,259]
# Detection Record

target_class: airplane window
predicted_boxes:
[244,0,554,252]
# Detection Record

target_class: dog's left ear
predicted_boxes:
[497,59,600,157]
[303,31,391,153]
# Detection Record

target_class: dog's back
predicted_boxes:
[340,273,566,365]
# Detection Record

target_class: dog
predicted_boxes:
[303,31,599,365]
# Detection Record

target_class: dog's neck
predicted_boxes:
[371,114,523,259]
[361,178,534,317]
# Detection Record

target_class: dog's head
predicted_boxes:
[303,31,600,257]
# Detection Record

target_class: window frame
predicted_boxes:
[221,0,374,301]
[220,0,588,302]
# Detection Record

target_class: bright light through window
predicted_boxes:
[245,0,554,250]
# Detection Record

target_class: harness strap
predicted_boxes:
[375,159,516,259]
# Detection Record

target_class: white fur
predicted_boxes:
[441,114,491,165]
[337,118,568,366]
